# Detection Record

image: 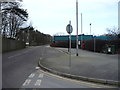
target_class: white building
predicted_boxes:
[118,1,120,30]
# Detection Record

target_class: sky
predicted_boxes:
[21,0,119,36]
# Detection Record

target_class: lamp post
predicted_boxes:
[90,23,91,35]
[81,13,83,49]
[76,0,79,56]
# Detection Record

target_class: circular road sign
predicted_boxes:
[66,24,73,34]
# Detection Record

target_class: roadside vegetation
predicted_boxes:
[50,27,120,54]
[1,2,51,46]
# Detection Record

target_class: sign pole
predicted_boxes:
[69,21,71,68]
[66,21,73,68]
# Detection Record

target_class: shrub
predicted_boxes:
[84,39,120,54]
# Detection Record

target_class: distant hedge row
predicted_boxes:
[50,41,76,48]
[84,39,120,53]
[50,39,120,54]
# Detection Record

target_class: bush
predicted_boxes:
[50,40,76,48]
[50,39,120,54]
[84,39,120,54]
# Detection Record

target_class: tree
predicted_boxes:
[1,2,28,39]
[106,26,120,37]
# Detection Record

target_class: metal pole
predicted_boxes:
[0,2,1,41]
[76,0,79,56]
[27,26,30,46]
[90,23,91,35]
[0,2,2,90]
[69,21,71,68]
[94,36,96,52]
[68,35,69,52]
[81,13,82,49]
[28,28,30,46]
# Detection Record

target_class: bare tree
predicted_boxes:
[1,2,28,39]
[106,26,120,36]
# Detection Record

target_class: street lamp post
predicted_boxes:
[81,13,82,49]
[76,0,79,56]
[90,23,91,35]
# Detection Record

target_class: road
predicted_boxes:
[3,46,44,88]
[21,69,114,88]
[2,46,116,88]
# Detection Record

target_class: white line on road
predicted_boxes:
[8,49,34,59]
[29,73,35,78]
[34,79,41,86]
[38,73,44,78]
[8,53,22,59]
[22,79,31,86]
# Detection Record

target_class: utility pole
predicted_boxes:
[76,0,79,56]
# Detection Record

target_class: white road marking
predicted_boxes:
[8,49,34,59]
[29,73,35,78]
[34,79,41,86]
[35,67,40,70]
[38,73,44,78]
[8,53,22,59]
[22,79,31,86]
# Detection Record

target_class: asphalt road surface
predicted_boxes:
[21,69,114,88]
[2,46,117,88]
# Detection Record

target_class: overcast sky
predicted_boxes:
[22,0,119,36]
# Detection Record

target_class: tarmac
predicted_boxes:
[38,47,119,86]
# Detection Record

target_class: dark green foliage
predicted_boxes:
[50,40,76,48]
[84,39,120,54]
[51,38,120,54]
[1,2,28,38]
[2,6,28,21]
[19,26,52,46]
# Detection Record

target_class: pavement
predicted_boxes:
[39,47,119,86]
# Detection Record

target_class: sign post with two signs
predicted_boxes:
[66,21,73,68]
